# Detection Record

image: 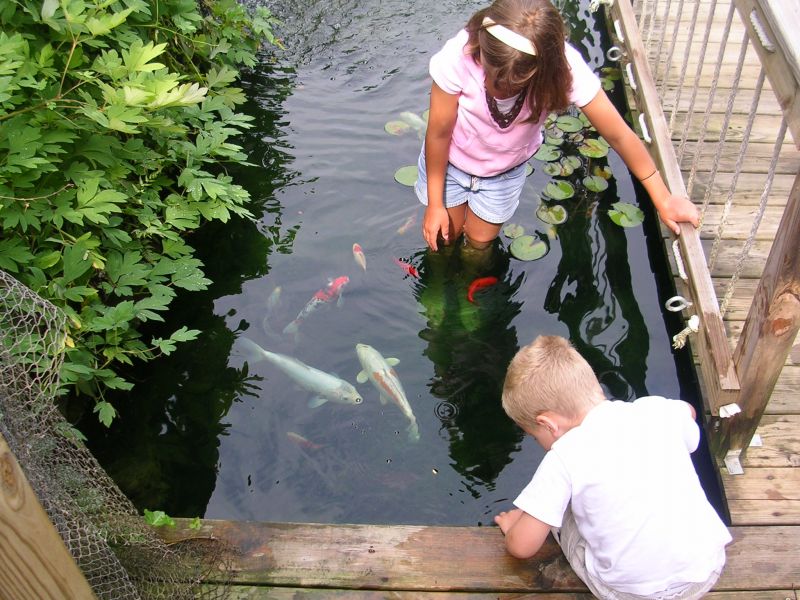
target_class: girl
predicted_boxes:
[416,0,699,252]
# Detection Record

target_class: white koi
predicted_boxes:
[355,343,419,442]
[239,338,362,408]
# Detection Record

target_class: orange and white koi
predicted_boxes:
[397,214,416,235]
[355,343,419,442]
[352,243,366,271]
[393,258,419,279]
[286,431,324,450]
[467,276,498,303]
[283,276,349,336]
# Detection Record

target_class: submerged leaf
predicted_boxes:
[384,120,411,135]
[503,223,525,238]
[510,235,548,261]
[394,165,418,186]
[543,180,574,200]
[608,202,645,227]
[536,204,568,225]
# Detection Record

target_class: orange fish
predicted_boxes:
[352,243,366,271]
[397,214,416,235]
[467,276,498,303]
[393,258,419,278]
[286,431,324,450]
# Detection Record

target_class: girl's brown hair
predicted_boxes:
[466,0,571,122]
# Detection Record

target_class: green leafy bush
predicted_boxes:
[0,0,281,425]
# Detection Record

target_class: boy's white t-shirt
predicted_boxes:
[514,397,732,595]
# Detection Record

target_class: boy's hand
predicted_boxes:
[494,508,524,534]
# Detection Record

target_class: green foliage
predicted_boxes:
[143,508,176,527]
[0,0,282,425]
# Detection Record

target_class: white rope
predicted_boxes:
[667,0,701,133]
[672,315,700,350]
[719,118,787,317]
[672,239,688,281]
[659,0,686,98]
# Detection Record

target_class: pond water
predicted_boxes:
[83,0,726,525]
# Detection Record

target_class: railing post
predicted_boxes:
[0,431,97,600]
[711,172,800,462]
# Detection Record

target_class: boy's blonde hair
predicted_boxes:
[502,335,605,428]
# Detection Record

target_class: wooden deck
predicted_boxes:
[157,0,800,597]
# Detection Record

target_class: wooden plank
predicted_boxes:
[609,0,740,416]
[684,171,795,205]
[727,500,800,526]
[715,173,800,458]
[740,415,800,468]
[0,433,96,600]
[678,141,799,175]
[217,588,796,599]
[721,467,800,499]
[160,521,800,593]
[671,111,787,144]
[696,205,786,241]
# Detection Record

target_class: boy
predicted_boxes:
[495,335,731,599]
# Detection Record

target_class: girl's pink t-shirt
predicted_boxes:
[429,29,601,177]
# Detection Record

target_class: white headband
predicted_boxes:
[482,17,537,56]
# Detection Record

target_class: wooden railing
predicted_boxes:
[604,0,800,472]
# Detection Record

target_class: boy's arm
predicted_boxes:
[494,508,552,559]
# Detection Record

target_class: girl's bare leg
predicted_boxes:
[462,207,502,271]
[443,204,468,246]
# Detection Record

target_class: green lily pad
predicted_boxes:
[579,112,592,127]
[536,204,568,225]
[601,77,616,91]
[544,112,558,129]
[545,134,565,146]
[394,165,418,186]
[532,144,562,162]
[385,120,411,135]
[608,201,645,227]
[583,175,609,193]
[525,162,533,176]
[555,115,584,133]
[422,109,429,122]
[510,235,549,261]
[503,223,525,238]
[543,180,575,200]
[543,162,562,176]
[578,138,610,158]
[563,155,582,170]
[568,132,585,144]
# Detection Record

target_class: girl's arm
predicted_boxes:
[422,82,459,251]
[494,508,551,559]
[580,90,699,235]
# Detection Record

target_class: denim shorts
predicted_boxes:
[414,145,528,224]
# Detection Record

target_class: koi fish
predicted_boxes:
[467,276,499,303]
[397,214,416,235]
[286,431,324,450]
[238,338,362,408]
[261,286,282,335]
[393,258,419,279]
[283,276,350,337]
[355,343,419,442]
[399,111,427,132]
[352,243,366,271]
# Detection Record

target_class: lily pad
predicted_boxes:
[545,134,565,146]
[525,162,533,176]
[543,180,575,200]
[593,165,613,180]
[583,175,609,193]
[544,112,558,129]
[608,201,645,227]
[385,120,411,135]
[503,223,525,238]
[543,162,562,177]
[555,115,584,133]
[422,109,429,122]
[532,144,562,162]
[536,204,568,225]
[394,165,418,186]
[568,132,585,144]
[510,235,549,261]
[578,137,610,158]
[562,155,582,170]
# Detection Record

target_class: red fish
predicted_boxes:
[467,276,498,303]
[393,258,419,279]
[283,276,349,336]
[286,431,324,450]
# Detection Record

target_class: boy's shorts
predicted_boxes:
[414,145,527,224]
[553,505,724,600]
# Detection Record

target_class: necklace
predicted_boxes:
[485,89,526,129]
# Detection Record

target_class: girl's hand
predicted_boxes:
[494,508,524,534]
[423,204,450,251]
[656,193,699,235]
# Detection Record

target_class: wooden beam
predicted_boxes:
[714,172,800,460]
[608,0,740,415]
[732,0,800,148]
[0,432,96,600]
[158,520,800,593]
